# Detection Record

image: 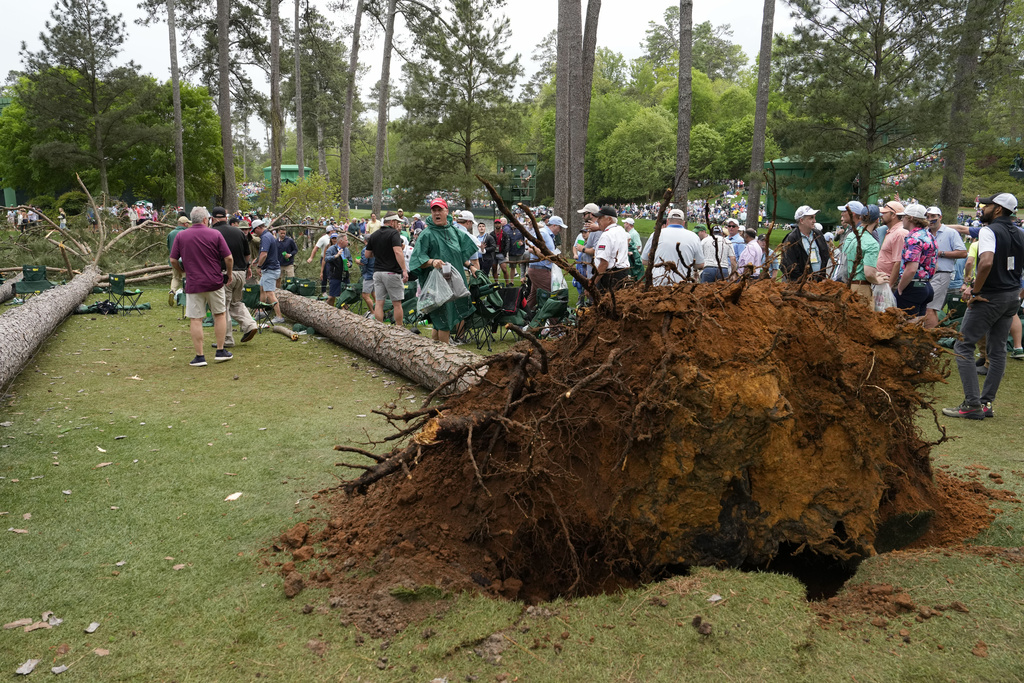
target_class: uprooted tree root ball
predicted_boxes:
[275,279,979,633]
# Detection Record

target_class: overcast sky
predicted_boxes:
[4,0,796,133]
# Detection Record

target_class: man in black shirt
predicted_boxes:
[944,192,1024,420]
[365,212,409,328]
[212,209,258,346]
[277,227,298,283]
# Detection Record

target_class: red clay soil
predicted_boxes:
[266,280,1010,636]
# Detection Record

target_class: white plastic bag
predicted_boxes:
[872,283,897,312]
[444,264,470,300]
[550,265,568,293]
[418,268,455,315]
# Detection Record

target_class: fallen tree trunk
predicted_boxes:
[0,265,101,390]
[276,290,486,392]
[0,274,24,304]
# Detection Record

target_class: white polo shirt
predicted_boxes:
[595,223,630,270]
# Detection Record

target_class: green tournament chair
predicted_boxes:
[14,265,56,301]
[108,274,144,315]
[242,284,274,331]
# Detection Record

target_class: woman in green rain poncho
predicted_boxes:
[408,198,481,343]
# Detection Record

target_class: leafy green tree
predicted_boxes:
[598,107,675,200]
[17,0,165,196]
[721,114,780,179]
[397,0,522,205]
[644,5,747,81]
[691,22,748,82]
[689,123,725,181]
[774,0,955,205]
[279,173,338,220]
[592,47,629,95]
[660,68,716,127]
[713,85,755,133]
[584,92,641,197]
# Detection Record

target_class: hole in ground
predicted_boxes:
[747,543,861,601]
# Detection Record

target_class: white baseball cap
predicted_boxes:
[903,204,927,220]
[794,205,819,220]
[458,210,475,222]
[980,193,1019,212]
[577,202,601,215]
[623,217,634,225]
[667,208,685,220]
[925,206,942,216]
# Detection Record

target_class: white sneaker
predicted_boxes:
[271,316,286,324]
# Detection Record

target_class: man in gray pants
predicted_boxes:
[942,193,1024,420]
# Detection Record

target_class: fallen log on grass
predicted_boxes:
[0,273,24,304]
[276,290,486,392]
[272,324,299,340]
[0,265,101,390]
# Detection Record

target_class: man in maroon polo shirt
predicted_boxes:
[170,206,234,367]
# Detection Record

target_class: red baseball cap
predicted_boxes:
[429,197,448,209]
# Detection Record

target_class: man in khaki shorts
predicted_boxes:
[365,212,409,328]
[169,206,234,366]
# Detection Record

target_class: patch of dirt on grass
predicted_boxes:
[274,281,1001,636]
[908,470,1016,548]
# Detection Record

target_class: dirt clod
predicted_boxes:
[283,571,304,599]
[292,546,314,562]
[280,523,308,549]
[972,641,989,658]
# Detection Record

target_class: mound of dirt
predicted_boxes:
[276,280,999,634]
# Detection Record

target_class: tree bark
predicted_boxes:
[554,1,580,243]
[167,0,186,208]
[555,0,600,248]
[372,0,398,218]
[0,274,24,305]
[340,0,364,218]
[276,290,485,392]
[0,266,100,390]
[938,0,994,217]
[217,0,239,213]
[674,0,692,208]
[317,118,327,178]
[293,0,305,180]
[271,0,284,206]
[744,0,775,233]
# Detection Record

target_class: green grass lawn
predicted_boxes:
[1,285,1022,681]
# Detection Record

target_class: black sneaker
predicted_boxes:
[941,402,984,420]
[240,328,258,343]
[214,349,233,363]
[983,402,994,418]
[189,355,207,367]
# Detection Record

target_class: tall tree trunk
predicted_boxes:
[270,0,283,205]
[293,0,305,180]
[340,0,364,218]
[167,0,186,208]
[744,0,775,233]
[372,0,398,218]
[0,266,100,390]
[675,0,692,209]
[217,0,238,213]
[553,1,575,238]
[276,291,484,392]
[317,118,327,177]
[556,0,600,248]
[939,0,994,217]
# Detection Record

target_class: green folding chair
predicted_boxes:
[242,284,274,331]
[108,274,144,315]
[14,265,55,301]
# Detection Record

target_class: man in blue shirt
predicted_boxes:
[252,219,285,324]
[923,206,967,329]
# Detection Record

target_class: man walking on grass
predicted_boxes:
[251,219,286,324]
[365,212,410,328]
[210,209,258,348]
[943,193,1024,421]
[169,206,233,367]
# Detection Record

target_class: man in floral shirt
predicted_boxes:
[893,204,937,322]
